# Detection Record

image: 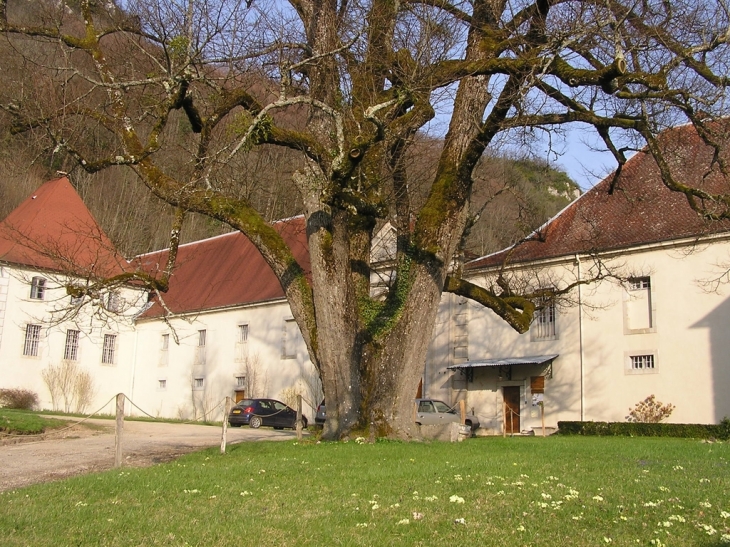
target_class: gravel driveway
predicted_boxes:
[0,418,305,492]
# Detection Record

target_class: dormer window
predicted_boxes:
[30,277,46,300]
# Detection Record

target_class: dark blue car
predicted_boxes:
[228,398,307,429]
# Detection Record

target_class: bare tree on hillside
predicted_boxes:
[0,0,729,439]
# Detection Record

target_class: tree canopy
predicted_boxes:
[0,0,728,438]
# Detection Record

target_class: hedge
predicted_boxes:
[556,418,730,440]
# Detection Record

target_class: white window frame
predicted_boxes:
[104,291,121,313]
[193,377,205,390]
[23,324,42,357]
[452,298,469,361]
[101,333,117,365]
[281,319,297,359]
[159,333,170,367]
[195,329,207,365]
[531,295,557,341]
[64,329,80,361]
[235,323,249,362]
[158,378,167,390]
[235,375,246,388]
[623,276,656,334]
[625,350,658,375]
[30,276,46,300]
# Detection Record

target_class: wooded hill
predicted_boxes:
[0,0,579,259]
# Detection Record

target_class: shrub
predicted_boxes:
[0,388,39,410]
[626,395,675,423]
[557,420,730,440]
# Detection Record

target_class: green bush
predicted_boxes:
[0,388,39,410]
[557,419,730,440]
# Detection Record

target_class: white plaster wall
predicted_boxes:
[440,239,730,433]
[131,299,318,422]
[0,265,140,415]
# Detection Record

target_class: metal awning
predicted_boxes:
[447,354,558,381]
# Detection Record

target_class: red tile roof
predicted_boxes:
[467,123,730,270]
[0,177,129,277]
[136,216,310,318]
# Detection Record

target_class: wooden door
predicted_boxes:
[503,386,521,434]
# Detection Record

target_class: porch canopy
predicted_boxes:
[447,354,559,381]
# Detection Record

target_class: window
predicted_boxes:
[625,276,654,333]
[631,355,655,370]
[235,324,249,362]
[281,319,298,359]
[453,300,469,360]
[159,333,169,367]
[193,377,205,390]
[235,375,246,388]
[30,277,46,300]
[195,329,207,365]
[532,298,557,340]
[64,329,80,361]
[102,334,117,365]
[158,379,167,390]
[23,324,41,357]
[626,352,658,375]
[105,291,121,313]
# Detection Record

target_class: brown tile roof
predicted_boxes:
[136,216,310,318]
[0,177,129,277]
[467,123,730,270]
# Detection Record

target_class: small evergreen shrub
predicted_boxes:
[0,388,39,410]
[557,420,730,440]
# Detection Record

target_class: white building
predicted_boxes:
[423,123,730,433]
[2,123,730,430]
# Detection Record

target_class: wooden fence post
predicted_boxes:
[459,400,466,424]
[221,396,231,454]
[115,393,125,468]
[503,400,507,438]
[296,394,303,441]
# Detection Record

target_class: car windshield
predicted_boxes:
[433,401,456,413]
[237,400,254,407]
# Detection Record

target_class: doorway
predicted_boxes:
[503,386,520,434]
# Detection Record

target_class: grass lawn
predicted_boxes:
[0,409,71,435]
[1,436,728,546]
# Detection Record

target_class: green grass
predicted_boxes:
[0,409,71,434]
[1,437,729,546]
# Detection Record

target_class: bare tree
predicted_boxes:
[1,0,729,439]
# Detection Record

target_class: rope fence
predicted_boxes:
[1,392,309,468]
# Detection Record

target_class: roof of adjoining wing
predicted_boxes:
[0,176,130,277]
[467,122,730,271]
[135,216,310,319]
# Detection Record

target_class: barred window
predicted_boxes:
[64,329,80,361]
[23,324,41,356]
[102,334,117,365]
[532,298,557,340]
[631,354,655,370]
[195,329,207,365]
[158,379,167,390]
[193,377,205,390]
[30,277,46,300]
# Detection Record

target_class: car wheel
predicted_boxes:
[250,416,263,429]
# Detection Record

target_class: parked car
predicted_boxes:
[228,398,308,429]
[312,398,479,432]
[415,399,480,432]
[315,399,326,426]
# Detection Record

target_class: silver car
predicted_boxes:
[415,399,480,432]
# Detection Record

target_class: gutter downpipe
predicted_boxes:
[575,254,585,421]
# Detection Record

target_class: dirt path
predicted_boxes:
[0,419,304,492]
